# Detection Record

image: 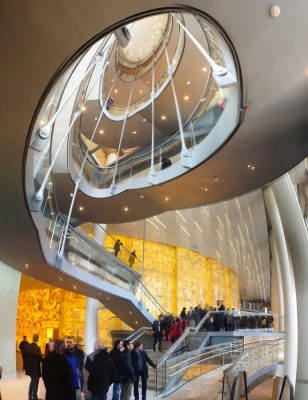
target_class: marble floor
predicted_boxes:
[0,357,225,400]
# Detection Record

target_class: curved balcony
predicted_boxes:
[28,8,241,209]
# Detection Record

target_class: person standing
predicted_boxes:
[131,341,156,400]
[42,339,74,400]
[44,338,55,356]
[64,337,84,400]
[25,334,42,400]
[118,340,134,400]
[109,339,123,400]
[87,341,117,400]
[19,335,29,370]
[114,240,121,257]
[152,316,163,352]
[128,251,137,268]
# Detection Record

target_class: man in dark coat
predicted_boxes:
[87,341,117,400]
[131,341,156,400]
[42,339,74,400]
[109,339,123,400]
[118,340,134,400]
[19,335,29,370]
[25,334,42,400]
[152,315,163,352]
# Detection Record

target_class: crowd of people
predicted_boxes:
[151,301,275,351]
[17,335,156,400]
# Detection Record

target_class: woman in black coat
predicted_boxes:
[42,339,74,400]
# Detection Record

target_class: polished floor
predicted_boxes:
[0,353,225,400]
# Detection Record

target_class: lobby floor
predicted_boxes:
[0,355,225,400]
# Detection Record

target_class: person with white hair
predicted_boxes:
[84,340,105,373]
[87,341,117,400]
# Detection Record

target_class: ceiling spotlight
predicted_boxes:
[202,187,208,191]
[70,193,73,197]
[80,105,86,111]
[139,90,143,94]
[129,311,132,314]
[135,321,138,324]
[142,118,146,122]
[94,117,98,121]
[184,95,189,101]
[107,297,110,300]
[72,285,77,290]
[25,264,30,269]
[140,195,145,199]
[99,130,104,134]
[213,176,219,182]
[186,81,191,85]
[165,196,170,201]
[58,276,63,282]
[124,207,129,212]
[161,115,166,120]
[202,67,207,72]
[132,131,137,135]
[114,89,118,94]
[79,206,84,211]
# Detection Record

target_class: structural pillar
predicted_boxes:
[269,232,284,332]
[263,186,298,387]
[85,297,100,355]
[0,261,21,376]
[272,175,308,399]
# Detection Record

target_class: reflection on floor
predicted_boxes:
[249,378,273,400]
[0,353,225,400]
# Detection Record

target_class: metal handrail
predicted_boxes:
[125,326,153,342]
[279,375,295,400]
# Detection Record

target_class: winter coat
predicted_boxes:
[131,350,156,379]
[87,349,117,395]
[25,342,42,378]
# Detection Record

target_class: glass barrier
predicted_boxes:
[157,338,246,397]
[222,338,284,400]
[38,188,167,320]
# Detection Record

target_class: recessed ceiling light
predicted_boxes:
[247,164,251,168]
[80,105,86,111]
[139,90,143,94]
[129,311,132,314]
[99,130,104,134]
[107,297,110,300]
[202,187,208,191]
[48,182,52,186]
[135,321,138,324]
[58,276,63,281]
[142,118,146,122]
[140,195,145,199]
[213,176,219,182]
[186,81,191,85]
[132,131,137,135]
[70,193,73,197]
[94,117,98,121]
[114,89,118,94]
[40,120,45,125]
[161,115,166,120]
[184,95,189,101]
[79,206,84,211]
[251,165,256,170]
[72,285,77,290]
[25,264,30,269]
[124,207,129,212]
[202,67,207,72]
[165,196,170,201]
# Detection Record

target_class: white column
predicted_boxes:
[0,261,21,377]
[269,232,284,332]
[94,224,106,246]
[272,175,308,399]
[263,186,298,387]
[85,297,100,355]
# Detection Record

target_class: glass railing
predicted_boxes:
[70,78,224,193]
[78,222,143,273]
[156,338,247,397]
[36,187,167,320]
[222,338,284,399]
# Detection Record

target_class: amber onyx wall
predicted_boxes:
[104,235,240,313]
[16,276,131,351]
